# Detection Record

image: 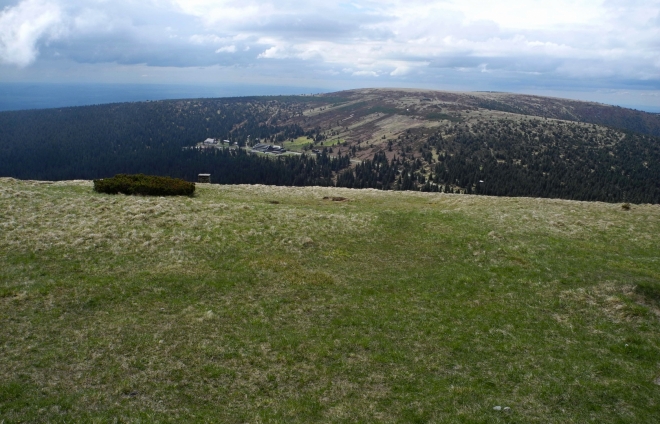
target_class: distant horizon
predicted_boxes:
[2,1,658,114]
[0,82,333,112]
[1,82,659,114]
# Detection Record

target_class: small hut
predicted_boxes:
[198,173,211,183]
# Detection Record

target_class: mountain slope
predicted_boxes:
[0,88,659,203]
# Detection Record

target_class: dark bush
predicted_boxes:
[93,174,195,196]
[635,281,660,305]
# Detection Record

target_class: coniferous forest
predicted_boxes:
[1,89,659,203]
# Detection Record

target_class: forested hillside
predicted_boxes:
[467,93,660,137]
[1,89,659,203]
[0,97,340,186]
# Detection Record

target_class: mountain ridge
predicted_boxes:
[1,88,659,203]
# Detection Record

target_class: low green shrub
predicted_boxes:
[93,174,195,196]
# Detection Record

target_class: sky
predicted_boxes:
[1,0,659,111]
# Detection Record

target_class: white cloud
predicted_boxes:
[257,46,283,59]
[353,70,378,77]
[0,0,658,102]
[445,0,604,28]
[216,45,236,53]
[190,34,226,44]
[170,0,271,26]
[0,0,63,67]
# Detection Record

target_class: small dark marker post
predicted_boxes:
[198,174,211,183]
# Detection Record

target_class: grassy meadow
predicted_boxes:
[284,136,314,152]
[285,137,345,153]
[1,177,660,422]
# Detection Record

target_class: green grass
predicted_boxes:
[286,137,344,152]
[2,178,660,422]
[286,136,314,152]
[323,138,345,147]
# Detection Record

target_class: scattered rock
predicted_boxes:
[205,310,214,319]
[621,203,631,211]
[301,237,314,247]
[503,407,511,412]
[267,200,280,204]
[323,196,348,202]
[493,406,502,411]
[654,376,660,386]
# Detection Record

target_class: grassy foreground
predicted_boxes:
[1,178,660,423]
